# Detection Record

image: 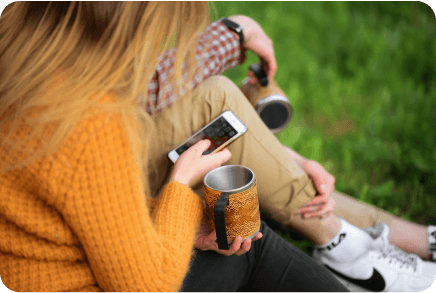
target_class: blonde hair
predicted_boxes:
[0,2,210,191]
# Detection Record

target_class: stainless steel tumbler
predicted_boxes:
[240,63,293,133]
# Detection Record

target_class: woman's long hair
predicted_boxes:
[0,2,210,191]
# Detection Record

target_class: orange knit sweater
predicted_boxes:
[0,108,204,291]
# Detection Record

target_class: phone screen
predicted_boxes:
[175,116,238,156]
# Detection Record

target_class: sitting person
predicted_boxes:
[141,13,436,292]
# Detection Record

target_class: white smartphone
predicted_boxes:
[168,110,248,163]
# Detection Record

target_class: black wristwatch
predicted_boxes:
[220,17,244,45]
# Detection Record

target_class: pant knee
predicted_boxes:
[203,75,240,93]
[216,75,241,92]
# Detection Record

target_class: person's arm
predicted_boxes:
[61,113,204,292]
[142,20,241,116]
[282,145,336,219]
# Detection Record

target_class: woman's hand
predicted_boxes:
[295,160,336,219]
[168,139,231,188]
[194,214,263,256]
[228,15,277,83]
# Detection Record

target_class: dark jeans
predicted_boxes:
[182,221,348,292]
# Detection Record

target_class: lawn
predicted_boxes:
[212,1,436,252]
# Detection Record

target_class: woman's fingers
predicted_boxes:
[220,236,242,256]
[234,238,252,256]
[211,232,263,256]
[296,198,336,218]
[235,231,264,255]
[234,231,263,256]
[318,199,336,218]
[297,204,323,213]
[301,193,329,207]
[233,239,253,256]
[304,198,327,207]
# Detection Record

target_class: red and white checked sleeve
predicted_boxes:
[138,20,242,116]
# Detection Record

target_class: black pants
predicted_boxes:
[182,221,349,292]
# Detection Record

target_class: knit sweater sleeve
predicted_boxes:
[61,113,203,292]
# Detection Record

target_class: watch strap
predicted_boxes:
[220,17,244,45]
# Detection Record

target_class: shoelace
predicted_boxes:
[378,240,418,272]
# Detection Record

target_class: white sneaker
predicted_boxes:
[313,221,436,292]
[427,225,436,262]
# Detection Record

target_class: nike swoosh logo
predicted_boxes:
[325,265,386,291]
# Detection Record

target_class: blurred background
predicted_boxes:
[212,1,436,253]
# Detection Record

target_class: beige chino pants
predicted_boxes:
[148,75,395,229]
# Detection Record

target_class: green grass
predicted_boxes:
[212,1,436,253]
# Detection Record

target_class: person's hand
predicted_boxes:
[228,15,277,83]
[168,139,231,188]
[295,160,336,219]
[194,213,263,256]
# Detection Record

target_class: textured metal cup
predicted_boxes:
[204,165,261,250]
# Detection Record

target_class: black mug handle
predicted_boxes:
[249,63,269,87]
[214,192,230,250]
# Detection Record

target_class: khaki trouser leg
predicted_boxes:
[147,75,396,229]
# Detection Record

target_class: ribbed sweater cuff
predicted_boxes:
[152,181,203,249]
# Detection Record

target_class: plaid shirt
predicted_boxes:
[139,20,242,116]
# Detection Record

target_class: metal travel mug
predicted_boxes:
[240,63,293,133]
[203,165,261,250]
